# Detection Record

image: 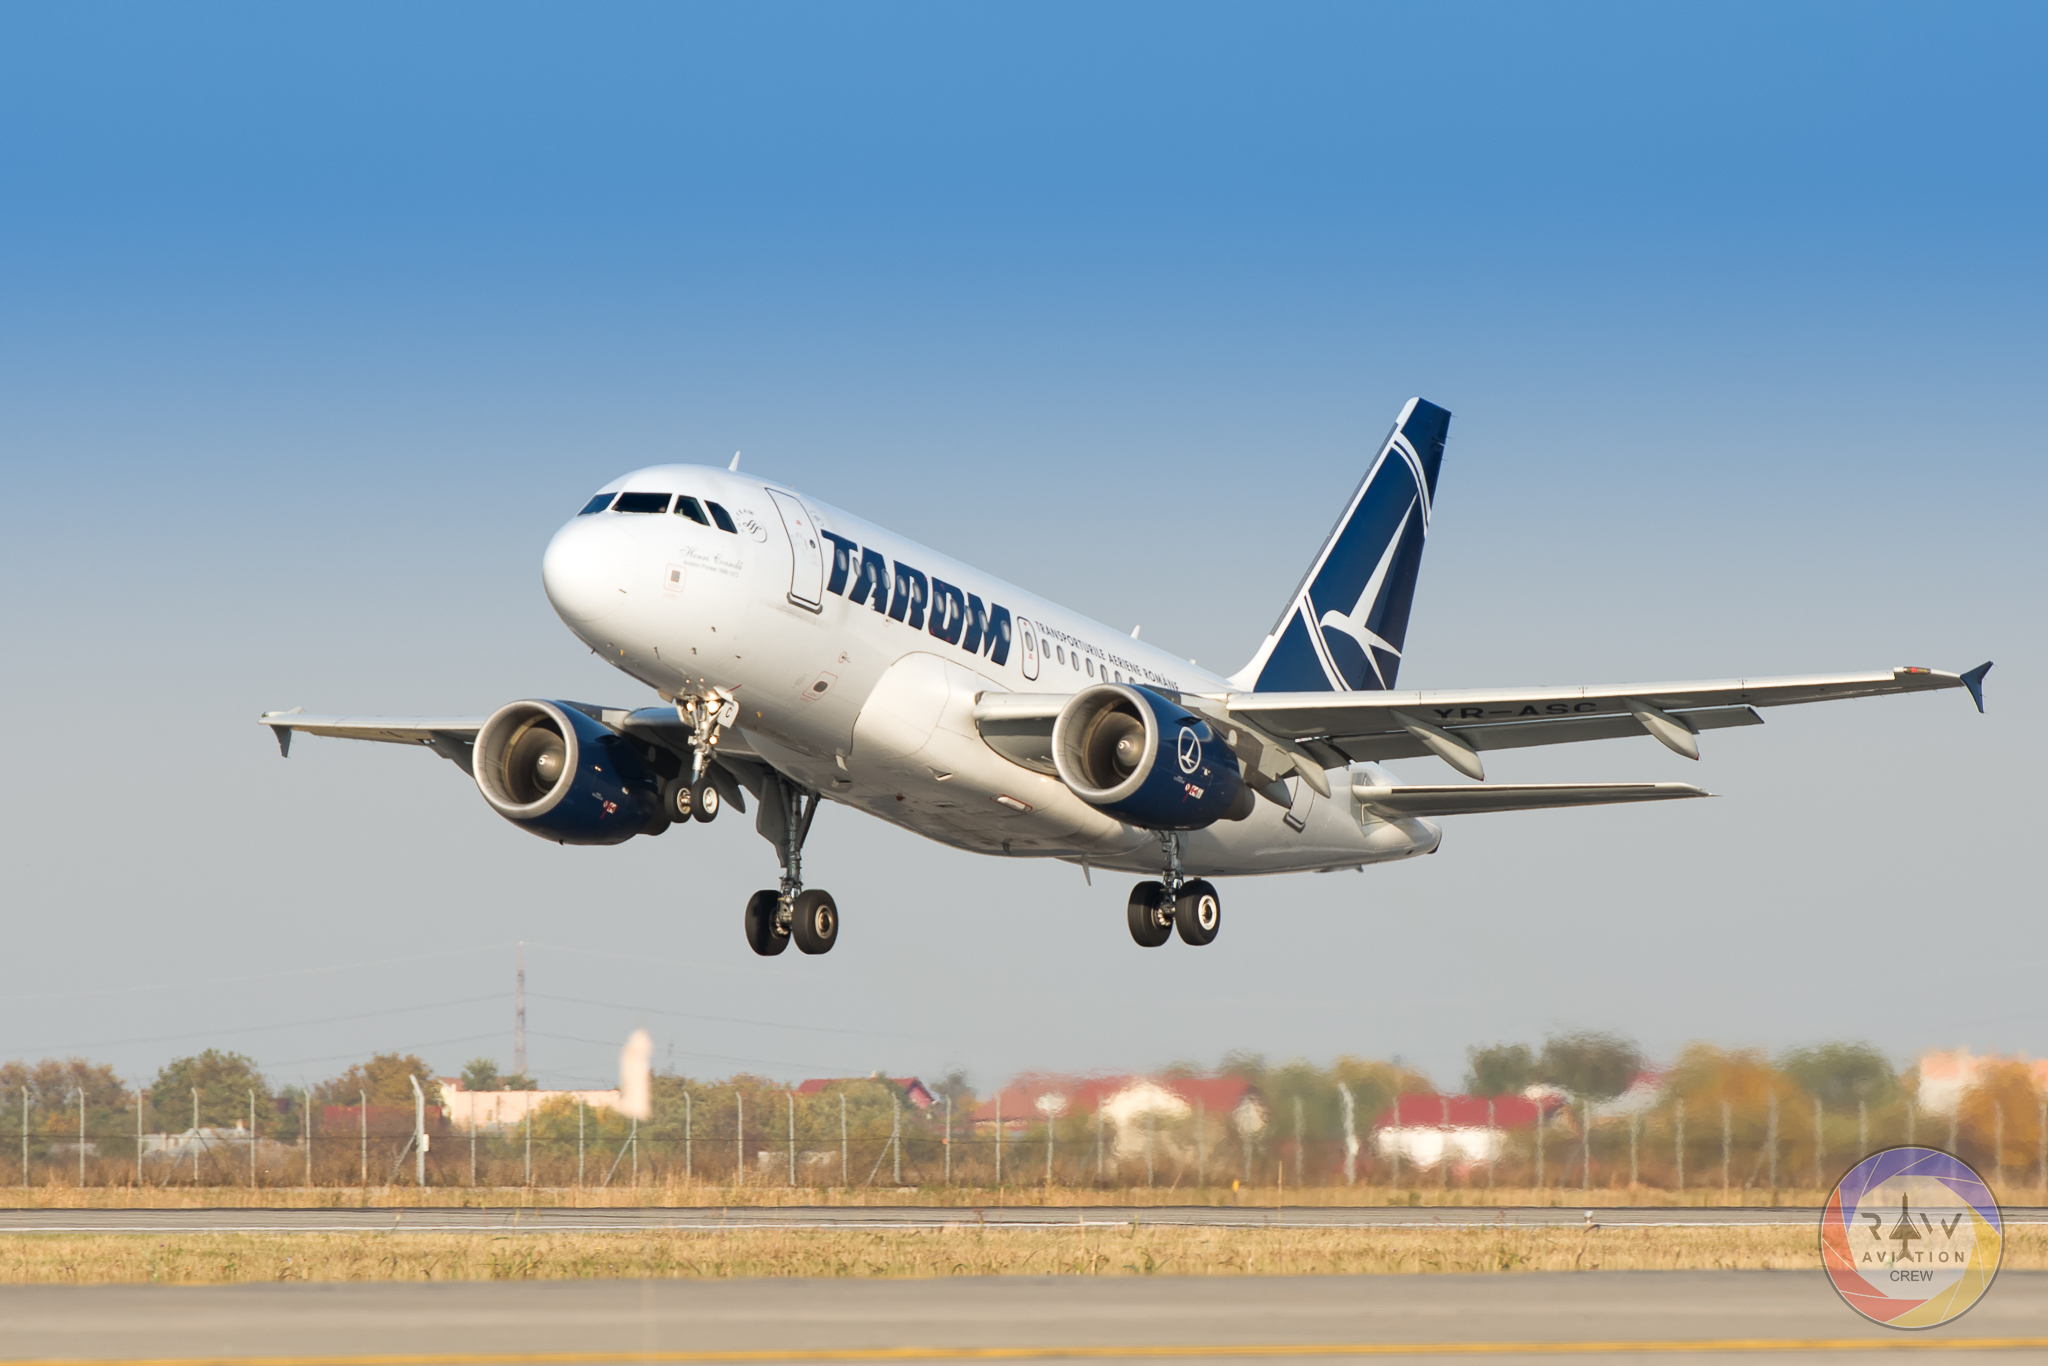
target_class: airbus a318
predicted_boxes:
[262,399,1990,955]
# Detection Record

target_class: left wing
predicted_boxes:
[1210,662,1991,785]
[1351,781,1708,818]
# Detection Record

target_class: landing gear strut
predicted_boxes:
[1126,832,1221,947]
[743,775,839,956]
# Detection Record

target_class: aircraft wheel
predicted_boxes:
[661,779,693,823]
[744,890,788,956]
[792,889,839,955]
[1126,881,1172,947]
[1174,879,1221,946]
[690,779,721,823]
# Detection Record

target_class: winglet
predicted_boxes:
[1960,661,1993,714]
[729,451,742,471]
[260,707,303,757]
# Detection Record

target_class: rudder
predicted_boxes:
[1233,397,1450,693]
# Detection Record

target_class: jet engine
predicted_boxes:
[1050,683,1250,830]
[473,700,661,845]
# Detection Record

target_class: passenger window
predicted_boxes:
[1086,658,1094,677]
[674,497,710,526]
[578,493,614,516]
[706,501,739,534]
[613,492,672,514]
[1055,646,1064,665]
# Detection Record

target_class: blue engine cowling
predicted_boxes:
[473,700,660,845]
[1050,683,1247,830]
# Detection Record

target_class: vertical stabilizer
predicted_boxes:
[1232,398,1450,693]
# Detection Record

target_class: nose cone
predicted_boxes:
[542,517,633,624]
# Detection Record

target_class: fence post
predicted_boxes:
[248,1089,256,1189]
[1197,1099,1206,1187]
[409,1075,427,1188]
[470,1119,476,1188]
[1994,1102,2004,1190]
[995,1094,1002,1186]
[1813,1098,1824,1189]
[736,1092,744,1187]
[577,1096,585,1189]
[1045,1103,1054,1186]
[843,1093,850,1188]
[787,1093,795,1188]
[1341,1085,1357,1188]
[22,1086,28,1189]
[941,1095,948,1186]
[1766,1091,1779,1193]
[77,1088,87,1188]
[631,1116,638,1188]
[1675,1098,1685,1192]
[1534,1100,1543,1190]
[1145,1112,1155,1189]
[1581,1097,1591,1192]
[891,1095,902,1186]
[1485,1097,1495,1190]
[304,1086,312,1188]
[523,1106,531,1187]
[1296,1096,1306,1190]
[137,1092,144,1188]
[361,1090,368,1188]
[685,1091,693,1182]
[1096,1107,1105,1185]
[1720,1099,1730,1197]
[1629,1114,1639,1188]
[2038,1099,2045,1199]
[191,1088,200,1185]
[1440,1095,1450,1191]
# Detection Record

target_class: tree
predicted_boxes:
[461,1058,502,1091]
[0,1058,133,1141]
[1779,1042,1898,1109]
[1537,1031,1642,1101]
[314,1053,437,1108]
[151,1051,273,1133]
[1465,1044,1535,1097]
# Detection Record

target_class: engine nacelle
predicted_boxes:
[1051,683,1247,830]
[474,700,660,845]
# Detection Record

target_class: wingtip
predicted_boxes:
[1960,660,1993,714]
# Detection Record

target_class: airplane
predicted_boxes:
[261,398,1991,956]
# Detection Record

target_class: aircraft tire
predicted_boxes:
[662,779,693,822]
[792,889,839,955]
[1126,882,1172,948]
[690,780,721,823]
[1174,879,1221,946]
[744,890,788,956]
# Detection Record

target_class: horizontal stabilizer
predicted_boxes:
[1352,781,1709,818]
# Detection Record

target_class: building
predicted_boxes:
[1372,1093,1564,1169]
[1916,1050,2048,1117]
[970,1074,1266,1164]
[794,1076,936,1110]
[434,1079,625,1134]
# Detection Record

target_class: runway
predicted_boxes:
[11,1205,2042,1234]
[2,1273,2044,1364]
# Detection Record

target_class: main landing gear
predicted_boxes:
[743,774,839,956]
[1126,832,1222,947]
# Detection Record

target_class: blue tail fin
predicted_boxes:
[1234,397,1450,693]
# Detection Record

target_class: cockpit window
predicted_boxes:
[612,492,672,514]
[578,493,615,515]
[674,496,710,526]
[705,501,738,534]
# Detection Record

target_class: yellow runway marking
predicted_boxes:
[9,1341,2048,1365]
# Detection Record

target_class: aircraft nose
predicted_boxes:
[542,516,632,623]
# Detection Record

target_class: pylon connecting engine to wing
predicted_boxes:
[1050,683,1255,830]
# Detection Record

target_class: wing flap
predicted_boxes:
[1330,705,1762,763]
[1353,781,1709,818]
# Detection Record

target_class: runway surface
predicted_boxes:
[11,1205,2045,1233]
[3,1273,2045,1364]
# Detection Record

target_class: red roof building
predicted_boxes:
[795,1076,936,1110]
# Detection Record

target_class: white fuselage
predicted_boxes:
[540,466,1439,877]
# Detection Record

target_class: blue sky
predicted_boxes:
[1,4,2041,1096]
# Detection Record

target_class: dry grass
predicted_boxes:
[1,1225,2044,1284]
[0,1180,1978,1210]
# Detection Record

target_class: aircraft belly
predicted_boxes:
[841,652,1143,856]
